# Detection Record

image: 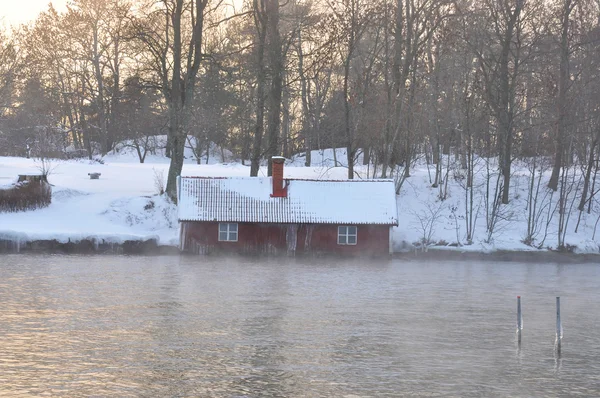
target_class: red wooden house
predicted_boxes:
[177,157,398,256]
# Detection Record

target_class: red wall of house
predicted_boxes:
[296,224,389,255]
[181,222,390,256]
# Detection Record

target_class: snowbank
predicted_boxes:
[391,156,600,255]
[0,156,177,246]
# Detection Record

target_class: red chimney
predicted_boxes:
[271,156,287,197]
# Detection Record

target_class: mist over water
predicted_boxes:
[0,255,599,397]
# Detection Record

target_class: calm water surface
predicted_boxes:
[0,255,599,397]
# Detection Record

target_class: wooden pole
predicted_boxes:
[517,296,522,344]
[556,297,562,353]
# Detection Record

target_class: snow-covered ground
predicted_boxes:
[395,158,600,254]
[1,146,600,254]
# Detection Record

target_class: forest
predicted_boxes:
[0,0,599,215]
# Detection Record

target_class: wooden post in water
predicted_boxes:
[556,297,562,353]
[517,296,522,344]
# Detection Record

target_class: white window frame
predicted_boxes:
[338,225,357,245]
[218,223,238,242]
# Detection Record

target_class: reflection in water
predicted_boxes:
[0,255,599,396]
[555,348,563,374]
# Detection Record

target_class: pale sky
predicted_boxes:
[1,0,69,26]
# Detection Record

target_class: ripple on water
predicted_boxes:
[0,255,599,397]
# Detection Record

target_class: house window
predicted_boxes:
[219,223,238,242]
[338,226,357,245]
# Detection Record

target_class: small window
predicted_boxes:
[338,226,357,245]
[218,223,238,242]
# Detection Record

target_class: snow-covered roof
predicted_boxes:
[178,177,398,225]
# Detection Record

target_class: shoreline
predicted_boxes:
[395,248,600,263]
[0,238,179,255]
[1,237,599,262]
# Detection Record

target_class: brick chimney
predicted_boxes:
[271,156,287,197]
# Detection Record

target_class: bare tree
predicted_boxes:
[548,0,577,191]
[265,0,284,176]
[380,0,451,182]
[411,201,445,251]
[0,29,17,121]
[469,0,533,204]
[250,0,269,176]
[324,0,376,179]
[132,0,210,200]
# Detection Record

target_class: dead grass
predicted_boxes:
[0,181,52,212]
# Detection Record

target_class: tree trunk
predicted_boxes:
[298,27,311,167]
[363,148,370,165]
[381,0,411,178]
[549,0,573,191]
[92,23,110,156]
[250,0,268,177]
[579,131,600,211]
[282,77,290,158]
[497,0,521,204]
[164,0,207,201]
[79,76,93,160]
[165,0,185,200]
[108,34,121,155]
[265,0,283,176]
[80,107,93,161]
[344,55,354,179]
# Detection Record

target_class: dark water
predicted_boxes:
[0,255,599,397]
